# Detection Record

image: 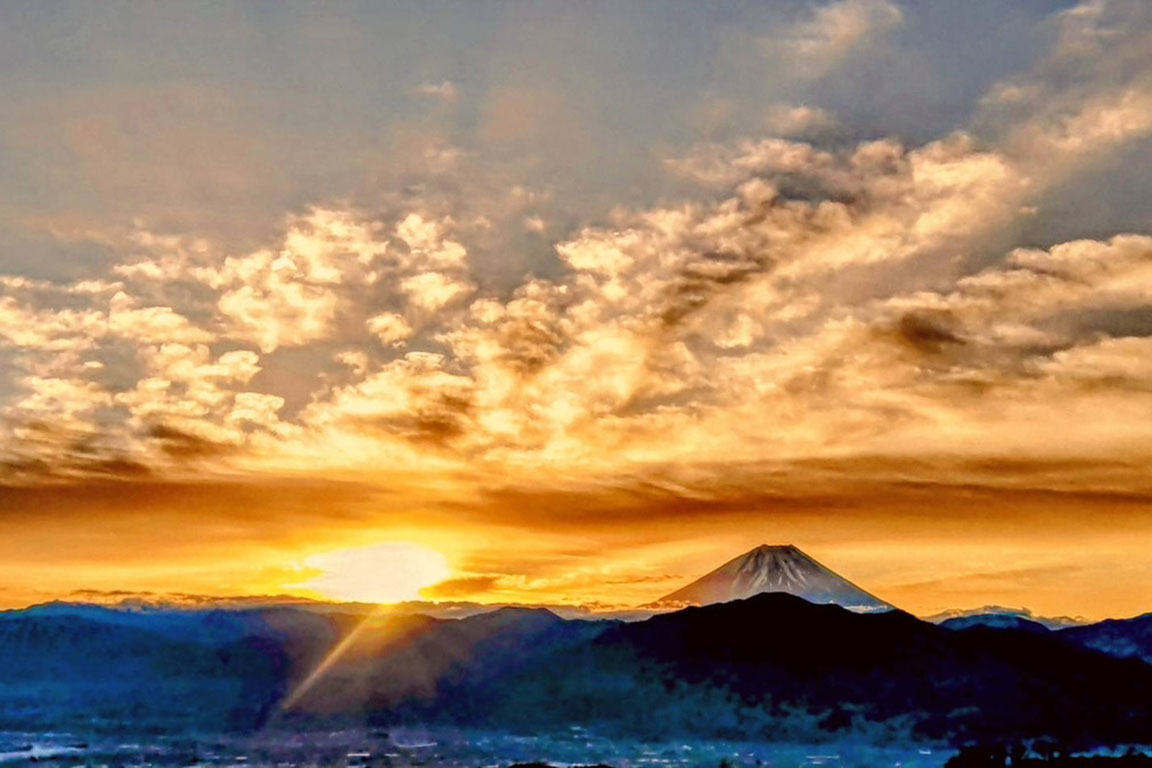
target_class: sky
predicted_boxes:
[2,0,1152,619]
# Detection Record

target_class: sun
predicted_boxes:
[297,542,452,604]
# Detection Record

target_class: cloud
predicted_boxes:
[108,208,476,353]
[978,0,1152,168]
[764,104,837,138]
[111,343,286,468]
[0,376,117,482]
[366,312,414,347]
[399,271,474,312]
[394,213,468,269]
[415,80,458,102]
[108,292,214,345]
[4,0,1152,615]
[420,574,504,599]
[1039,336,1152,383]
[207,209,391,352]
[301,351,474,452]
[0,296,106,352]
[768,0,904,79]
[6,376,111,432]
[10,3,1152,486]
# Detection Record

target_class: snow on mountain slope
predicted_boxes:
[653,544,893,612]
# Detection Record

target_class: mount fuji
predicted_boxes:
[653,544,894,612]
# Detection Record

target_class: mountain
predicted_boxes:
[0,601,610,733]
[939,614,1052,634]
[653,544,892,611]
[1059,612,1152,664]
[927,605,1086,630]
[487,593,1152,746]
[282,606,610,721]
[936,610,1152,665]
[0,604,362,732]
[0,612,287,731]
[933,608,1152,660]
[27,594,652,622]
[6,588,1152,747]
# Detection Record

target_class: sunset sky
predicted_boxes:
[2,0,1152,619]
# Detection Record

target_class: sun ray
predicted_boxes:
[279,605,385,712]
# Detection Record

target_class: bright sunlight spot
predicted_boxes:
[298,542,451,604]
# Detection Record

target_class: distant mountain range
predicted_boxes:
[925,608,1152,664]
[5,546,1152,747]
[925,605,1088,630]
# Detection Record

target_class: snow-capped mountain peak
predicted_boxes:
[653,544,893,612]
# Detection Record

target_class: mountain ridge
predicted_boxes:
[480,591,1152,744]
[5,587,1152,745]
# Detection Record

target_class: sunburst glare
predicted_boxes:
[297,542,451,604]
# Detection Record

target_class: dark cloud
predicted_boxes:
[420,575,504,599]
[147,425,234,460]
[892,311,966,353]
[0,478,387,533]
[351,392,475,448]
